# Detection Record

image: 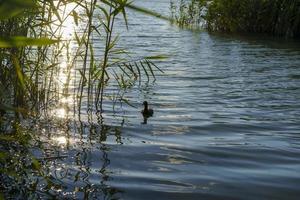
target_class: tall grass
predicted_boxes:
[170,0,204,28]
[171,0,300,38]
[0,0,165,120]
[0,0,168,197]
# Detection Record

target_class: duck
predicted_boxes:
[141,101,153,117]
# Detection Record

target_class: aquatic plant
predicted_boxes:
[171,0,300,38]
[0,0,167,118]
[170,0,205,28]
[0,0,169,197]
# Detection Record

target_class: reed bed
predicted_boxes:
[0,0,167,197]
[0,0,166,118]
[171,0,300,38]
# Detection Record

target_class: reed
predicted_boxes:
[171,0,300,38]
[0,0,166,119]
[0,0,168,197]
[170,0,204,28]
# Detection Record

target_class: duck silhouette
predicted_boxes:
[141,101,153,117]
[141,101,153,124]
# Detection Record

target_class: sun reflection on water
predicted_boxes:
[49,2,81,119]
[52,136,67,146]
[60,96,74,105]
[53,108,67,118]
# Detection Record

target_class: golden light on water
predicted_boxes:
[50,2,81,119]
[52,136,67,146]
[53,108,67,118]
[52,2,78,40]
[60,96,74,104]
[57,73,68,87]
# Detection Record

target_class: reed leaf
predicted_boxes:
[0,0,37,20]
[0,37,59,48]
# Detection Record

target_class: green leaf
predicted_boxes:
[134,62,141,82]
[96,4,110,21]
[0,0,37,20]
[121,0,129,29]
[0,37,59,48]
[48,0,62,23]
[146,60,164,73]
[108,0,171,22]
[72,10,80,26]
[145,60,156,79]
[118,64,131,78]
[125,3,171,21]
[111,0,129,28]
[144,55,169,60]
[79,70,87,86]
[140,61,149,81]
[31,157,41,170]
[74,31,82,45]
[123,63,137,77]
[12,55,26,89]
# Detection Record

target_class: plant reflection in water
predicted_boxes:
[0,107,125,199]
[41,112,125,199]
[0,0,161,198]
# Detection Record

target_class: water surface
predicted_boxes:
[36,0,300,199]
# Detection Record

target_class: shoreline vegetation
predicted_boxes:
[0,0,299,198]
[170,0,300,38]
[0,0,167,198]
[0,0,165,118]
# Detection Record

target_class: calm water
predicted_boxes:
[35,0,300,199]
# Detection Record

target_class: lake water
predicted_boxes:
[33,0,300,199]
